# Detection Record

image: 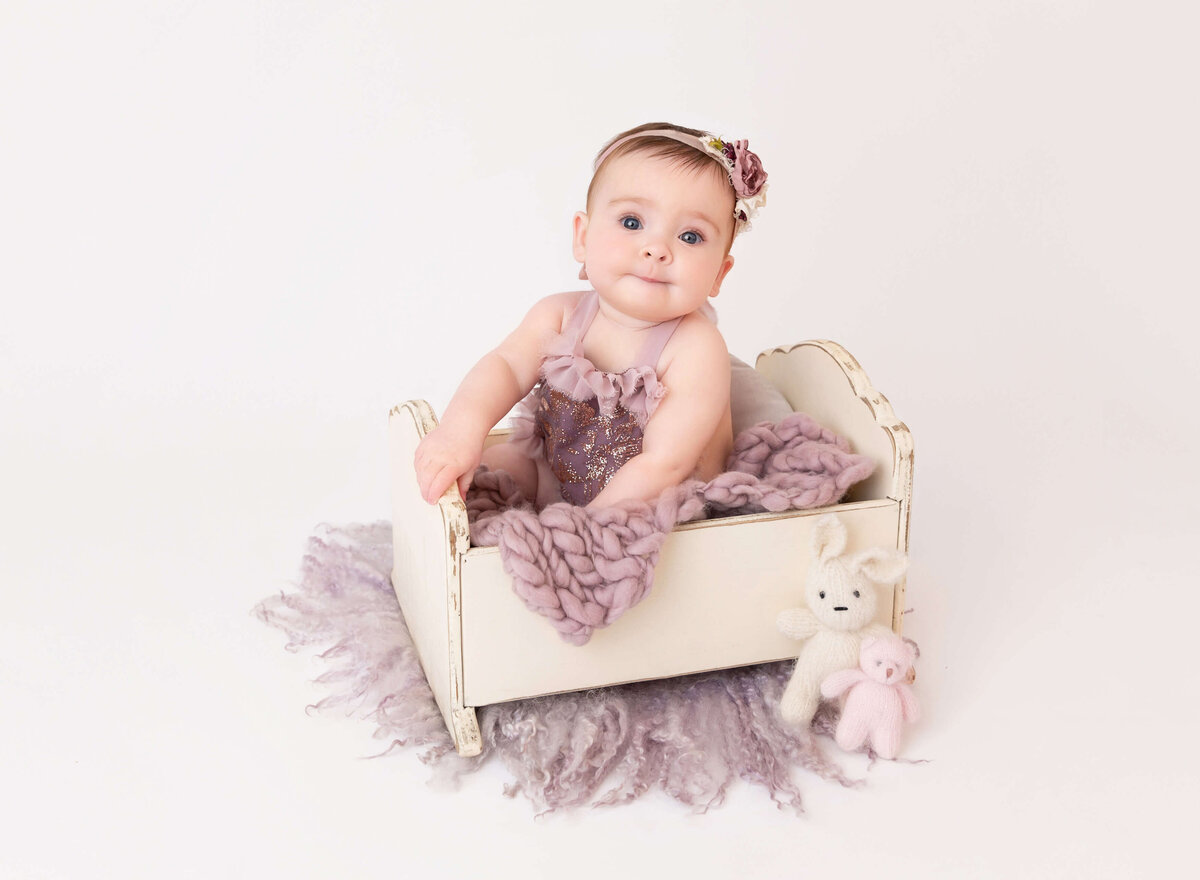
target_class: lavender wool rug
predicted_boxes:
[254,522,862,814]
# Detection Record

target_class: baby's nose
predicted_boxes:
[642,242,670,261]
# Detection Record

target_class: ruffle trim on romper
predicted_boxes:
[508,325,668,457]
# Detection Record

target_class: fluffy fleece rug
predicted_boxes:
[254,522,862,814]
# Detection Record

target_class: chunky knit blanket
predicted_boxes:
[466,412,876,645]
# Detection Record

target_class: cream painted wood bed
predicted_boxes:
[388,340,914,756]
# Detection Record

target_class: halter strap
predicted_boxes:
[563,290,601,349]
[567,290,684,372]
[635,314,684,369]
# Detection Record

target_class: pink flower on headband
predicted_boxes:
[728,140,767,200]
[704,136,769,230]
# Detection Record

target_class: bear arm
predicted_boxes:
[898,684,920,723]
[820,668,864,699]
[777,607,820,641]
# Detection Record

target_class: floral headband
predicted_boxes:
[594,128,769,233]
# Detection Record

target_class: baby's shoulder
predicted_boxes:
[659,311,729,379]
[664,310,728,360]
[532,290,591,331]
[522,290,588,334]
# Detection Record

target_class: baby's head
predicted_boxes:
[587,122,768,241]
[574,123,768,324]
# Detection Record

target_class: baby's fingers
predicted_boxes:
[423,463,460,504]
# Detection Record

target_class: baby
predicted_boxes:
[414,122,768,509]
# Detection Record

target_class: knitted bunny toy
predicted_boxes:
[821,634,920,758]
[776,514,908,727]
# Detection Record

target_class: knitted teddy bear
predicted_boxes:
[776,514,908,727]
[821,634,920,758]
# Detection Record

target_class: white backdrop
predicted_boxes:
[3,2,1198,877]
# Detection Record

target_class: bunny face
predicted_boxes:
[803,556,879,632]
[803,514,908,633]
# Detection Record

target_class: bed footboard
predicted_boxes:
[387,401,481,756]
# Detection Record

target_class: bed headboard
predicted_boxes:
[754,340,913,507]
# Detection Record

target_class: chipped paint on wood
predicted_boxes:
[388,398,477,756]
[452,708,482,757]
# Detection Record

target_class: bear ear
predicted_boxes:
[852,548,909,584]
[811,514,847,562]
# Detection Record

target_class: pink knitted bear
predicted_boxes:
[820,634,919,759]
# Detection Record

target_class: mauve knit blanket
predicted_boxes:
[466,412,875,645]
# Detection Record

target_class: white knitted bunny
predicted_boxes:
[776,514,908,727]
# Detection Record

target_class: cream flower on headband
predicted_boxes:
[703,137,769,231]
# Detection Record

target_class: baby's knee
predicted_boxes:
[481,443,539,500]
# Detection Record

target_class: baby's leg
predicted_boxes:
[479,442,539,503]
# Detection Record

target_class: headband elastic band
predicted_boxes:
[593,129,707,171]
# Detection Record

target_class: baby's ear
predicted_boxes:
[709,253,734,299]
[811,514,847,562]
[852,548,909,584]
[572,211,589,264]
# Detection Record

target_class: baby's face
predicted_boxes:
[574,152,736,325]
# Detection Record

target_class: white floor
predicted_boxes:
[5,2,1198,877]
[5,375,1197,879]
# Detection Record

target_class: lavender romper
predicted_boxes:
[509,290,683,506]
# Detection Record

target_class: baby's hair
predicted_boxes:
[586,121,734,210]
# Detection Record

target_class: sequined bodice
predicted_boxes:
[534,383,644,505]
[521,290,683,506]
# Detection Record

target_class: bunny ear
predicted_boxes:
[811,514,847,562]
[852,547,909,584]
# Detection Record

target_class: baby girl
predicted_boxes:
[414,122,768,509]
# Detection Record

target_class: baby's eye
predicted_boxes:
[621,216,642,230]
[679,230,703,245]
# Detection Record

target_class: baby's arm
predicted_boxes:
[414,293,571,504]
[587,315,730,508]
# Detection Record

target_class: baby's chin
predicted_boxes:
[595,280,709,325]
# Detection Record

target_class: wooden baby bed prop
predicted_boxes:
[388,341,914,757]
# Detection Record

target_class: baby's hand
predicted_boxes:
[414,424,483,504]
